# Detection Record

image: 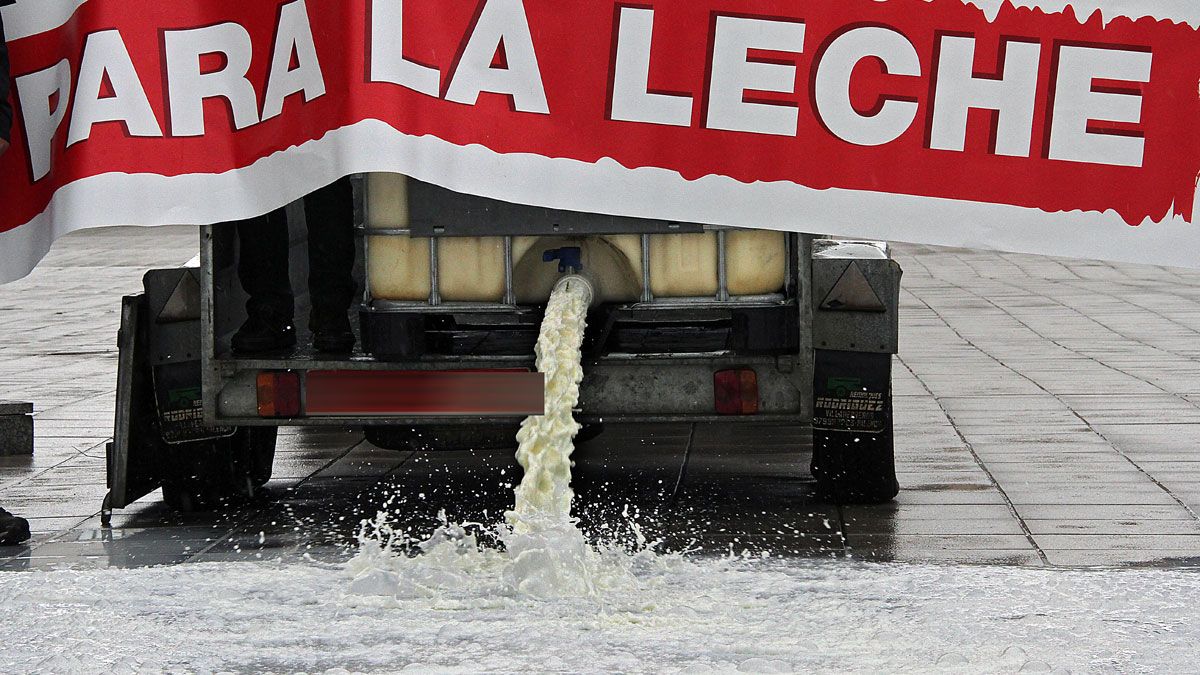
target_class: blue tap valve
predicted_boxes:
[542,246,583,274]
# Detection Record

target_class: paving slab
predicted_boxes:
[1024,519,1200,536]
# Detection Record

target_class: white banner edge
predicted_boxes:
[1,118,1196,284]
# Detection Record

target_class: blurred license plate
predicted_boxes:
[305,370,544,416]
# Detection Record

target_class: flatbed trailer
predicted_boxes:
[104,174,902,520]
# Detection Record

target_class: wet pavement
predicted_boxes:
[3,227,1200,570]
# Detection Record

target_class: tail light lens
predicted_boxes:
[257,370,302,418]
[714,369,759,415]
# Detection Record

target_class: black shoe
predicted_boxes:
[311,309,355,353]
[232,313,297,354]
[0,508,30,546]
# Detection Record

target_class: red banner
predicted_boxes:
[1,0,1198,281]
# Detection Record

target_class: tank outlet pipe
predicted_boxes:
[552,273,596,308]
[543,246,599,307]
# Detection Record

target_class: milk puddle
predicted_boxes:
[6,555,1200,672]
[6,279,1200,671]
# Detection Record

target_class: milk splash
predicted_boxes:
[347,276,664,600]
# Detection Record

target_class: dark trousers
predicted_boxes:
[236,177,355,326]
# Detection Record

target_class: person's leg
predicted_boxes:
[233,209,297,353]
[303,177,357,352]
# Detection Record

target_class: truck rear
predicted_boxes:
[105,173,900,517]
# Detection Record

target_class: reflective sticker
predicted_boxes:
[157,269,201,323]
[819,262,886,312]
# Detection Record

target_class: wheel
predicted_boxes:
[366,424,520,452]
[161,483,197,512]
[576,422,604,443]
[161,427,278,512]
[242,427,278,487]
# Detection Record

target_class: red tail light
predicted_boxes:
[714,369,759,415]
[257,370,302,418]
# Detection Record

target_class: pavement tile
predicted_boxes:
[896,481,997,493]
[979,451,1135,465]
[843,504,1016,520]
[891,490,1010,505]
[0,555,117,572]
[1013,503,1196,521]
[1142,475,1200,485]
[1024,519,1200,536]
[843,518,1026,536]
[894,470,993,483]
[956,429,1101,443]
[1165,492,1200,510]
[986,469,1150,485]
[1000,486,1182,506]
[1032,533,1200,551]
[847,548,1045,566]
[680,534,846,555]
[946,411,1083,427]
[842,534,1035,551]
[1094,423,1200,451]
[894,458,983,472]
[1040,549,1200,567]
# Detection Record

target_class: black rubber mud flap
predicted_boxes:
[107,268,279,514]
[107,294,163,510]
[811,349,899,504]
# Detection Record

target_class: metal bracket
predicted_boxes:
[100,492,112,528]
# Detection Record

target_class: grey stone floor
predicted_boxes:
[3,226,1200,570]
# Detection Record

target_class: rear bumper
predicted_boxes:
[212,354,806,426]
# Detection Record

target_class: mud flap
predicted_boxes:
[107,268,275,515]
[811,349,899,503]
[107,294,162,510]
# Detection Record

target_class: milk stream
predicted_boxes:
[507,276,591,531]
[346,276,659,600]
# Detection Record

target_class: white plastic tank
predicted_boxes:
[365,173,427,301]
[727,229,787,296]
[512,235,642,303]
[365,173,787,302]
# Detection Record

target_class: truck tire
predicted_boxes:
[366,424,520,452]
[161,427,277,512]
[243,427,278,488]
[576,423,603,443]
